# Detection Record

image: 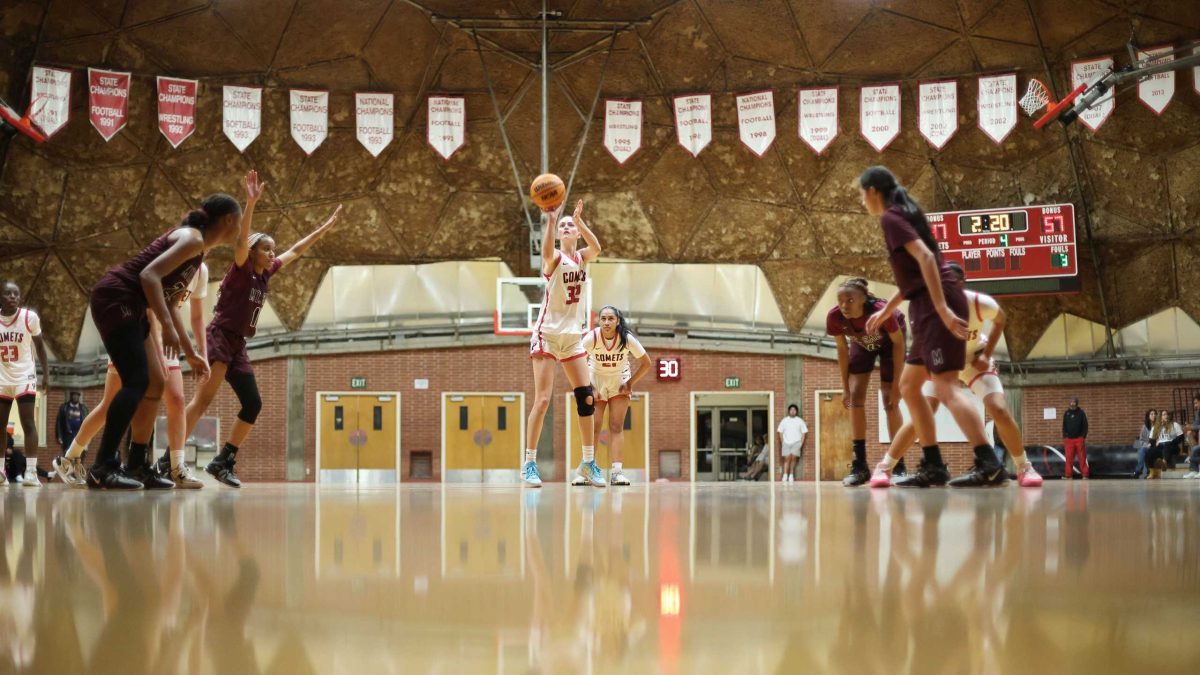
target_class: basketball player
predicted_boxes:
[182,203,342,487]
[576,306,651,486]
[0,281,51,486]
[523,199,602,487]
[870,264,1043,487]
[84,180,247,489]
[826,277,908,486]
[54,262,210,488]
[859,166,1006,487]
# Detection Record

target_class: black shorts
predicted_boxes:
[906,285,967,375]
[848,344,897,382]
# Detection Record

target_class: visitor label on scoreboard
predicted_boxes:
[223,85,261,152]
[290,89,328,155]
[30,66,70,138]
[428,95,465,160]
[88,68,130,142]
[673,94,711,157]
[1071,57,1114,132]
[736,90,776,157]
[1136,46,1175,115]
[977,73,1017,144]
[356,92,394,157]
[917,81,956,149]
[157,76,198,148]
[860,84,900,152]
[798,87,838,154]
[604,99,642,164]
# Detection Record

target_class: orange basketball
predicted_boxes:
[530,173,565,210]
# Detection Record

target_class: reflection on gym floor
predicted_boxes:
[2,482,1199,673]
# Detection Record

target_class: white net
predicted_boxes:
[1019,79,1052,117]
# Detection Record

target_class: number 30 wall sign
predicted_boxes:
[657,357,681,382]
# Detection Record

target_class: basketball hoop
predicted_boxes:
[0,95,48,143]
[1020,78,1087,130]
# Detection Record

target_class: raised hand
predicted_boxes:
[572,199,584,222]
[244,170,265,203]
[320,204,343,232]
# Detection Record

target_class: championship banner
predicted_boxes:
[157,76,198,148]
[290,89,328,155]
[1071,57,1114,132]
[917,81,956,149]
[604,99,642,164]
[1136,46,1175,115]
[88,68,130,142]
[30,66,70,138]
[798,87,838,155]
[356,92,394,157]
[860,84,900,152]
[428,95,465,159]
[673,94,711,157]
[977,73,1017,144]
[736,90,776,157]
[223,85,261,153]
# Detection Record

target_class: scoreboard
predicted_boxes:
[927,203,1079,296]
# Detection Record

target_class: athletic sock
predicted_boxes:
[67,440,85,459]
[582,445,595,463]
[852,439,866,465]
[974,444,1000,468]
[922,445,944,466]
[170,449,185,470]
[128,442,148,468]
[524,448,537,464]
[884,454,899,470]
[611,461,623,472]
[218,442,238,462]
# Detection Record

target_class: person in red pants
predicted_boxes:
[1062,397,1089,479]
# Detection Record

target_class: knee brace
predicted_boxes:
[573,386,595,417]
[230,373,263,425]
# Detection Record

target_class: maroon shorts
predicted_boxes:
[206,325,254,379]
[89,278,149,342]
[848,344,897,382]
[906,284,967,375]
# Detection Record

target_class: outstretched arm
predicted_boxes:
[278,204,341,268]
[540,202,565,276]
[233,170,264,268]
[866,291,904,334]
[573,200,602,262]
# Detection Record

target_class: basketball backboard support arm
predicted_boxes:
[1058,42,1200,127]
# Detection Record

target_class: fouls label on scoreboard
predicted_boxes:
[926,203,1077,282]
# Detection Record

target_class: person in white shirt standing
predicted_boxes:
[0,281,51,486]
[776,405,808,482]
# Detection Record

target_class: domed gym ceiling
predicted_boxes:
[1,0,1198,360]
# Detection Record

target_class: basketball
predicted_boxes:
[530,173,565,210]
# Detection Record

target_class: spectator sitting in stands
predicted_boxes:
[1134,409,1156,479]
[740,435,770,481]
[1149,409,1183,479]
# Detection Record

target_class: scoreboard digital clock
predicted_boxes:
[927,203,1078,296]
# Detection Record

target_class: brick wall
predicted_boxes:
[42,347,1200,483]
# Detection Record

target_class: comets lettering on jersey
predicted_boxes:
[0,332,25,343]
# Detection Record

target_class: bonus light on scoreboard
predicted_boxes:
[927,203,1079,296]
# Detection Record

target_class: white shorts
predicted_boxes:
[0,383,36,400]
[920,357,1003,400]
[529,332,586,362]
[781,441,803,457]
[592,372,631,402]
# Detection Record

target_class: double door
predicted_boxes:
[696,406,769,481]
[318,393,399,484]
[443,393,524,483]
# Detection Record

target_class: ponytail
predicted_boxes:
[859,166,940,258]
[179,192,241,232]
[600,304,633,352]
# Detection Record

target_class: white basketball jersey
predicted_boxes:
[0,308,41,385]
[965,290,1000,355]
[534,250,588,335]
[582,328,646,377]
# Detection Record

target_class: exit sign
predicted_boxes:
[725,377,740,389]
[351,377,367,389]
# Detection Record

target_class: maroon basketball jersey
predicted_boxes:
[826,299,904,352]
[211,258,282,337]
[881,207,955,299]
[104,229,204,308]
